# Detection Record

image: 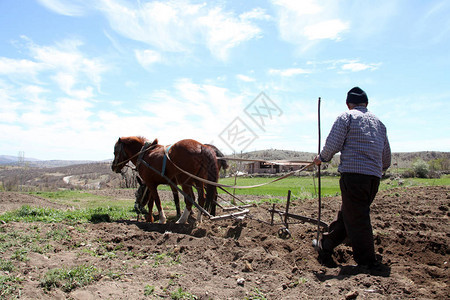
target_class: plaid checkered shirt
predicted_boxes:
[319,106,391,178]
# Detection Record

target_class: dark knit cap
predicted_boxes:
[346,87,368,104]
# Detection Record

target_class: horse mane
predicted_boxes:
[135,136,149,144]
[121,136,158,146]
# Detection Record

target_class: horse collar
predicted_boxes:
[136,142,157,170]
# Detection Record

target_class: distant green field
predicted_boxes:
[220,174,449,197]
[218,176,339,199]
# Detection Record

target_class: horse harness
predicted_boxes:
[135,143,172,177]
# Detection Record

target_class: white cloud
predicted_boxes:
[0,37,112,159]
[272,0,349,50]
[28,39,107,90]
[0,57,44,76]
[135,49,162,68]
[341,61,380,72]
[236,74,255,82]
[0,81,19,123]
[240,7,271,21]
[136,78,246,147]
[304,19,349,41]
[198,7,262,60]
[268,68,311,77]
[36,1,264,61]
[37,0,88,16]
[307,59,381,73]
[274,0,322,15]
[0,37,108,96]
[20,85,48,103]
[97,0,262,60]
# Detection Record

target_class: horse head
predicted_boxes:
[111,138,128,173]
[112,136,158,173]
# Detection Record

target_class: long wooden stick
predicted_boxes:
[316,97,322,242]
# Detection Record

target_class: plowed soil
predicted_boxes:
[1,185,449,299]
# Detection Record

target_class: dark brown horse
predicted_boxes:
[112,136,219,224]
[134,143,228,221]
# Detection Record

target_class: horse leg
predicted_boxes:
[145,190,155,223]
[196,183,205,223]
[152,188,166,224]
[176,185,194,224]
[170,185,181,217]
[146,187,167,223]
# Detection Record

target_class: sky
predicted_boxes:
[0,0,449,161]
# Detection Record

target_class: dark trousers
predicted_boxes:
[322,173,380,265]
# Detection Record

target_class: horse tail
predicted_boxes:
[205,144,229,171]
[202,145,219,216]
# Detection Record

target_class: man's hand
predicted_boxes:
[313,155,322,166]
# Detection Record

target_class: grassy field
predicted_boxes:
[218,174,450,198]
[28,190,130,209]
[1,175,448,224]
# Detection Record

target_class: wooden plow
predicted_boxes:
[268,190,328,239]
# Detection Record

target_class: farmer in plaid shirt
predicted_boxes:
[313,87,391,268]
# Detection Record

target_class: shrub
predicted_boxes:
[412,159,429,178]
[40,265,100,292]
[401,169,415,178]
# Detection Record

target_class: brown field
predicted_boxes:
[0,185,449,299]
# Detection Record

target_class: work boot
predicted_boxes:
[312,239,337,268]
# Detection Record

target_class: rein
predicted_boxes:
[163,146,314,189]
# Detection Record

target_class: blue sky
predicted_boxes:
[1,0,449,161]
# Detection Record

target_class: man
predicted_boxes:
[313,87,391,268]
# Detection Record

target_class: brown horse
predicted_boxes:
[112,136,219,224]
[134,143,228,221]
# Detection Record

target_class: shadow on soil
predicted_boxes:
[116,218,208,238]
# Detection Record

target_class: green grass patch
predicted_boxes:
[405,175,450,186]
[46,228,71,241]
[0,274,23,299]
[40,265,100,292]
[0,258,15,272]
[219,174,450,199]
[170,287,197,300]
[219,176,340,198]
[0,229,48,263]
[244,288,267,300]
[11,248,29,262]
[29,190,96,200]
[151,252,181,267]
[379,174,450,190]
[144,284,155,296]
[0,205,135,223]
[27,190,133,209]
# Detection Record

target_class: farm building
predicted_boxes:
[246,160,312,174]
